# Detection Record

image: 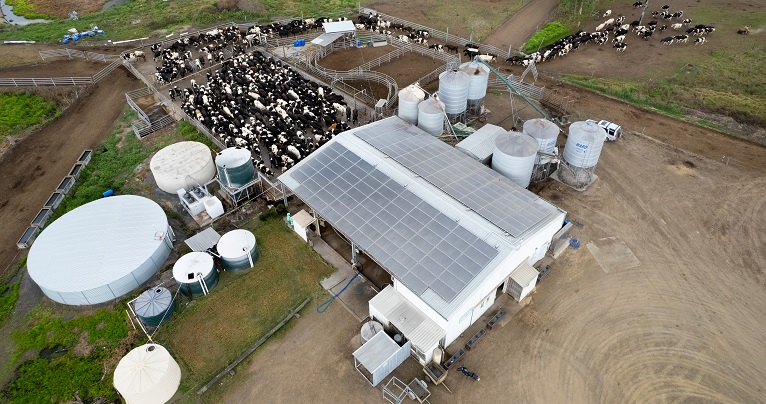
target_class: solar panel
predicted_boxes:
[287,141,497,303]
[355,119,558,238]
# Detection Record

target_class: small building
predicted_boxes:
[455,124,507,164]
[291,209,316,242]
[311,20,356,47]
[281,117,565,364]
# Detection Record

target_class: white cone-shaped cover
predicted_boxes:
[114,344,181,404]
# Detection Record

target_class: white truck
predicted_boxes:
[586,119,622,141]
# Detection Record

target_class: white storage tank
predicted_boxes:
[492,131,539,188]
[215,147,255,188]
[523,118,560,159]
[360,320,384,344]
[563,120,608,168]
[27,195,172,306]
[397,85,425,125]
[173,252,218,297]
[217,229,259,271]
[113,344,181,404]
[417,97,446,136]
[438,69,470,117]
[150,141,216,194]
[459,61,490,108]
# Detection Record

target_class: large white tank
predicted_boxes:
[563,120,608,168]
[113,344,181,404]
[150,141,216,194]
[492,131,539,188]
[173,252,218,297]
[417,97,446,136]
[397,85,425,125]
[459,61,490,107]
[438,69,470,116]
[215,147,255,188]
[217,229,258,271]
[523,118,560,155]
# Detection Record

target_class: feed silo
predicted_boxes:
[523,118,560,159]
[417,97,446,136]
[397,85,425,125]
[150,141,216,194]
[134,287,176,327]
[215,147,255,188]
[492,131,539,188]
[27,195,172,306]
[217,229,259,271]
[173,252,218,297]
[438,69,470,120]
[113,344,181,404]
[459,61,490,111]
[563,120,608,168]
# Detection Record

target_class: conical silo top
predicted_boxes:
[569,120,608,143]
[418,97,445,114]
[523,118,559,140]
[399,85,425,102]
[459,61,490,76]
[438,69,470,88]
[495,131,539,158]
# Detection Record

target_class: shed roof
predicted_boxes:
[184,227,221,252]
[323,20,356,33]
[310,32,344,46]
[511,260,539,287]
[353,331,401,374]
[370,286,446,350]
[292,210,315,228]
[455,124,506,161]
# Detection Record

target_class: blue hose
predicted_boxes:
[317,271,362,313]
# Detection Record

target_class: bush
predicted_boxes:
[524,22,572,53]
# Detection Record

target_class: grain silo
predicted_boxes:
[173,252,218,297]
[113,344,181,404]
[523,118,560,159]
[438,69,470,121]
[459,60,490,112]
[134,287,176,327]
[397,85,426,125]
[492,131,539,188]
[559,120,608,188]
[215,147,255,188]
[27,196,172,306]
[417,97,446,136]
[150,141,216,194]
[217,229,258,271]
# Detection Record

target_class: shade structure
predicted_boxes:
[217,229,259,271]
[27,195,172,306]
[113,344,181,404]
[150,141,216,194]
[173,252,218,297]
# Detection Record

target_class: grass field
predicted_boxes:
[156,214,335,394]
[0,93,59,141]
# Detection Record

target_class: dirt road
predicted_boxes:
[483,0,560,51]
[0,66,139,275]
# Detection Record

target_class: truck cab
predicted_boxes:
[586,119,622,141]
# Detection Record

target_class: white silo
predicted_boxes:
[523,118,560,158]
[215,147,255,188]
[438,69,470,119]
[459,60,490,111]
[114,344,181,404]
[417,97,446,136]
[150,141,216,194]
[563,120,608,168]
[492,131,539,188]
[397,85,425,125]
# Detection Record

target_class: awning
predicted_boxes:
[370,286,446,351]
[353,331,411,386]
[292,210,315,228]
[184,227,221,252]
[311,32,343,47]
[322,20,356,33]
[511,260,539,288]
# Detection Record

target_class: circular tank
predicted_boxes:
[563,120,608,168]
[173,252,218,297]
[523,118,560,154]
[397,85,425,125]
[360,320,384,343]
[217,229,259,271]
[492,131,539,188]
[150,141,216,194]
[215,147,255,188]
[417,97,446,136]
[438,70,470,116]
[134,287,176,327]
[459,61,490,106]
[113,344,181,404]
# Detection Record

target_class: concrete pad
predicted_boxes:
[586,236,641,273]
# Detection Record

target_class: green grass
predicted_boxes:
[178,119,219,151]
[0,281,20,326]
[525,22,573,53]
[2,0,53,20]
[562,74,684,117]
[0,93,59,140]
[157,215,334,392]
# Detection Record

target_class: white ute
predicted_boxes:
[586,119,622,141]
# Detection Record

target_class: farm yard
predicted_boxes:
[0,0,764,402]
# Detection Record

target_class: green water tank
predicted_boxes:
[173,252,219,297]
[215,147,255,188]
[134,287,176,326]
[217,229,259,271]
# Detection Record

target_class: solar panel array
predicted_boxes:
[355,119,557,238]
[288,141,498,303]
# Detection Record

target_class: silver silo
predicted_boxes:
[459,61,490,112]
[492,131,539,188]
[397,85,426,125]
[417,97,446,136]
[438,69,470,120]
[563,120,608,168]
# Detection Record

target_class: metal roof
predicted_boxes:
[311,32,343,46]
[353,331,401,373]
[455,124,506,161]
[323,20,356,33]
[370,286,446,350]
[511,260,539,287]
[27,195,169,294]
[185,227,221,252]
[292,210,315,228]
